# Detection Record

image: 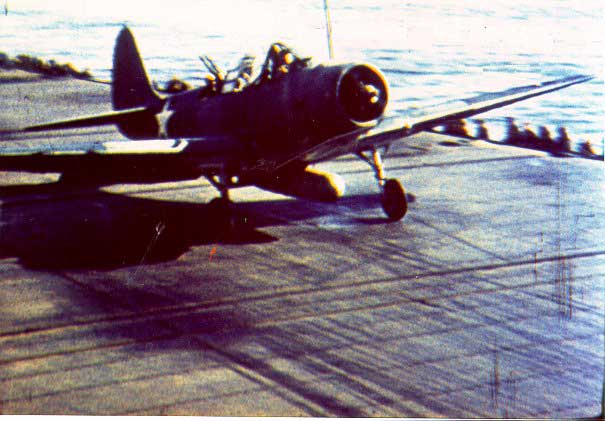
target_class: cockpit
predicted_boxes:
[198,42,311,96]
[154,43,312,96]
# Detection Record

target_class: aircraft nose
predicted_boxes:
[338,64,388,123]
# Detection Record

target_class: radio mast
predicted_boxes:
[323,0,334,59]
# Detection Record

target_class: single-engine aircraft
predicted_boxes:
[0,27,593,222]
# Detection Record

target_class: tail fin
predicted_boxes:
[111,27,163,138]
[112,26,161,110]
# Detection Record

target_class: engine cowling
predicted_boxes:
[337,64,389,124]
[275,62,389,143]
[254,167,345,202]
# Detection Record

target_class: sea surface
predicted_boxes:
[1,0,603,153]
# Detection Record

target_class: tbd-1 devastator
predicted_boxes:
[0,27,592,222]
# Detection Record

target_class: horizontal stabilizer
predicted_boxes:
[16,27,164,139]
[21,107,151,133]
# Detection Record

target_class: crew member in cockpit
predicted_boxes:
[260,43,308,83]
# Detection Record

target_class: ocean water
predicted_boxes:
[1,0,603,153]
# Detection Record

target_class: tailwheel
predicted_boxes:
[381,178,407,221]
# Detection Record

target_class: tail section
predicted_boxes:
[20,27,164,138]
[112,27,163,139]
[112,26,161,110]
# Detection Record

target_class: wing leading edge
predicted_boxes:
[401,74,593,134]
[299,74,593,165]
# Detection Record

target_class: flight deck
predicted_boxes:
[0,74,603,417]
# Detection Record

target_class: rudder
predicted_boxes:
[112,27,163,138]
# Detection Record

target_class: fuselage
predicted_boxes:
[161,62,389,165]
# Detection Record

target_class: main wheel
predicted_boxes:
[381,178,408,221]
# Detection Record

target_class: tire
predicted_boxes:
[381,178,408,221]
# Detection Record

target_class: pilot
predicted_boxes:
[260,43,297,82]
[278,51,295,75]
[269,44,290,74]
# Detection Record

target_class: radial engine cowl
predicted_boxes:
[337,64,388,123]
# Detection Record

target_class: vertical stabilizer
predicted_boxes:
[111,27,162,139]
[112,26,161,111]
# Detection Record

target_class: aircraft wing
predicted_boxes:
[0,137,243,180]
[298,74,593,165]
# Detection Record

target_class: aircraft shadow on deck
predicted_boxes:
[0,182,386,270]
[0,182,410,417]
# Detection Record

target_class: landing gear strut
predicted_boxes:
[206,172,247,232]
[357,147,407,221]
